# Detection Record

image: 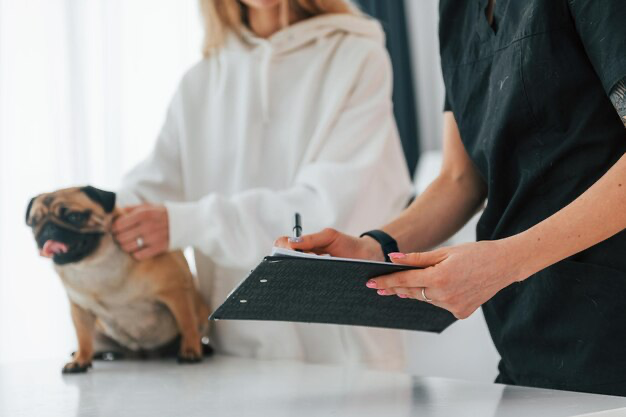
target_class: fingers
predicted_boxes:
[376,286,444,308]
[374,287,407,296]
[112,211,143,235]
[362,250,446,296]
[388,250,447,267]
[273,236,308,251]
[118,230,166,253]
[133,242,168,261]
[367,269,432,290]
[111,205,169,260]
[115,219,167,247]
[378,286,449,312]
[113,205,167,233]
[116,224,162,250]
[283,228,341,255]
[115,227,144,247]
[115,205,141,216]
[395,286,438,301]
[384,287,425,301]
[273,236,291,249]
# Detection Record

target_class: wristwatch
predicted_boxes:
[359,230,399,263]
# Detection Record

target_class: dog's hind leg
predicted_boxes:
[157,290,203,363]
[63,302,95,374]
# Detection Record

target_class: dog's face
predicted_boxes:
[25,186,116,265]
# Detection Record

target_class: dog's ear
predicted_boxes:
[25,197,36,225]
[80,186,116,213]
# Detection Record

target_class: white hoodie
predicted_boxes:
[117,14,413,370]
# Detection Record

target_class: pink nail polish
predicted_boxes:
[388,252,406,259]
[366,280,377,289]
[377,289,387,296]
[398,294,408,299]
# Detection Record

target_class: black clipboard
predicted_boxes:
[210,250,456,333]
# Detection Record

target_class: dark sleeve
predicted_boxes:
[443,92,452,112]
[568,0,626,95]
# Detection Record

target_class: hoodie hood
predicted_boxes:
[240,13,386,54]
[235,14,386,122]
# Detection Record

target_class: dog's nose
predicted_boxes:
[36,222,62,247]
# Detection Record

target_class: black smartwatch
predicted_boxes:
[359,230,399,263]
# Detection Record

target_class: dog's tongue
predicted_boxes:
[41,240,69,258]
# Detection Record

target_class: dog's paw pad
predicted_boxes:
[62,361,92,374]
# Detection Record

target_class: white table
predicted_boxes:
[1,355,625,417]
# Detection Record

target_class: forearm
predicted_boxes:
[507,153,626,281]
[382,172,485,253]
[380,112,486,253]
[167,166,406,269]
[166,190,311,268]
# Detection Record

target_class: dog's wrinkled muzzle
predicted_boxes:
[35,221,104,265]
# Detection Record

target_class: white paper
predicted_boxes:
[270,247,391,266]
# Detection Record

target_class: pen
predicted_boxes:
[291,212,303,249]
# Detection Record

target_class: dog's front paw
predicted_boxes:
[177,346,202,364]
[62,360,92,374]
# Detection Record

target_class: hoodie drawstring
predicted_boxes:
[259,42,273,124]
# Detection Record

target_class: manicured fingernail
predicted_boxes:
[377,289,388,296]
[366,280,377,289]
[398,294,408,298]
[288,237,303,243]
[388,252,406,259]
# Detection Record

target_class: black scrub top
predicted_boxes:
[439,0,626,396]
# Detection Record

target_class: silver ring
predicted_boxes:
[136,236,145,249]
[421,287,432,302]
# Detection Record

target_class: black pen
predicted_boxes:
[291,212,303,250]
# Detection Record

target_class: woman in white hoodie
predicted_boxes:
[112,0,412,369]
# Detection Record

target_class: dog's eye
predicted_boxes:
[65,211,90,226]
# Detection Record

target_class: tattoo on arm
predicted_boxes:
[610,78,626,128]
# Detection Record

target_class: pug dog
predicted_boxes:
[26,186,211,373]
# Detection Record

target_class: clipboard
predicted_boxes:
[210,249,457,333]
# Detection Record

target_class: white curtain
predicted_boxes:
[0,0,203,363]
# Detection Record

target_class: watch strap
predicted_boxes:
[359,230,399,263]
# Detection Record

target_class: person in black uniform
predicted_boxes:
[276,0,626,396]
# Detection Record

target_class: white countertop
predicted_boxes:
[1,355,625,417]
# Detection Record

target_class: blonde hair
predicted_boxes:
[200,0,356,56]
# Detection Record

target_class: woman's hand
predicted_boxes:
[274,228,385,262]
[369,240,526,319]
[112,204,169,260]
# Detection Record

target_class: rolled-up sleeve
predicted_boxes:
[568,0,626,94]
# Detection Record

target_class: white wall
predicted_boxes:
[402,0,501,382]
